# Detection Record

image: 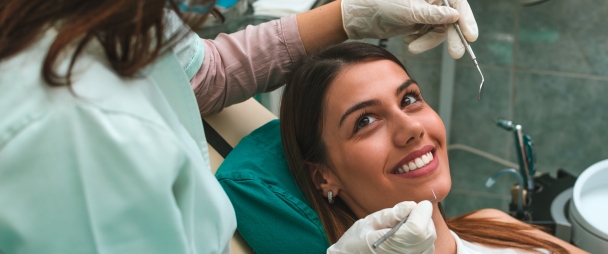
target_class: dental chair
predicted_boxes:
[204,98,275,254]
[198,3,333,254]
[205,97,331,254]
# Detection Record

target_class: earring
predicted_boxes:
[327,190,334,204]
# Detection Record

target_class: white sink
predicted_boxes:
[570,158,608,253]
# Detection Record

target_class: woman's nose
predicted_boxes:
[391,112,424,147]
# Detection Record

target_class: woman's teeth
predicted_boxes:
[395,152,434,174]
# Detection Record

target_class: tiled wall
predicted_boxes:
[385,0,608,217]
[243,0,607,217]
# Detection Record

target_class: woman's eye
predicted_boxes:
[401,94,418,107]
[356,115,376,131]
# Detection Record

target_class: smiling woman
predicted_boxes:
[280,42,583,253]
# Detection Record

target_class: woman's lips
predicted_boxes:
[392,148,439,179]
[391,145,434,172]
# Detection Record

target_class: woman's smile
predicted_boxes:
[391,145,439,179]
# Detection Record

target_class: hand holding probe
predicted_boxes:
[441,0,485,100]
[372,189,437,248]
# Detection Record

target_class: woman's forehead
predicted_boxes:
[325,60,409,105]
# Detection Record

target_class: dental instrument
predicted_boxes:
[372,189,437,249]
[441,0,484,100]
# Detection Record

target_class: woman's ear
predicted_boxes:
[307,162,342,198]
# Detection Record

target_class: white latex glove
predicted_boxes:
[342,0,479,59]
[327,201,436,254]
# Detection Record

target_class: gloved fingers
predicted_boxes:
[414,215,438,253]
[403,22,433,43]
[409,2,459,25]
[398,200,434,242]
[329,218,376,254]
[392,201,418,219]
[364,201,417,229]
[403,23,433,44]
[365,201,436,252]
[408,26,448,54]
[366,227,425,252]
[365,227,391,246]
[365,228,399,252]
[447,25,465,59]
[362,207,402,232]
[449,0,478,42]
[417,219,437,254]
[429,24,447,34]
[403,34,420,44]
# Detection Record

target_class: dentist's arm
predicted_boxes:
[296,0,347,54]
[191,0,479,115]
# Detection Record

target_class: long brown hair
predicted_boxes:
[0,0,222,87]
[280,42,567,253]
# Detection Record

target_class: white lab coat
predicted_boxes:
[0,25,235,253]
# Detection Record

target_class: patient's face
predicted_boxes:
[320,59,451,218]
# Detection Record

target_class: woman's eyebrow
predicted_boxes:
[339,99,380,127]
[396,79,416,96]
[338,79,416,127]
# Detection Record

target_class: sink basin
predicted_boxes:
[569,158,608,253]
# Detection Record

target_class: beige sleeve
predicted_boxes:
[191,15,306,116]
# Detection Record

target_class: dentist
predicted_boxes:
[0,0,477,253]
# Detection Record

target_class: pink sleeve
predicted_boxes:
[191,15,306,116]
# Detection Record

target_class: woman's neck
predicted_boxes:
[432,203,456,254]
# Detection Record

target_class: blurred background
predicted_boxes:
[392,0,608,217]
[200,0,608,218]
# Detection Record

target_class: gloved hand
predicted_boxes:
[327,200,436,254]
[341,0,478,59]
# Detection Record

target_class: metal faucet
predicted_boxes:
[495,119,536,192]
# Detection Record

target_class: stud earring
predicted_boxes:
[328,190,334,204]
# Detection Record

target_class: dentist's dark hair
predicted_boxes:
[0,0,223,87]
[280,42,567,253]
